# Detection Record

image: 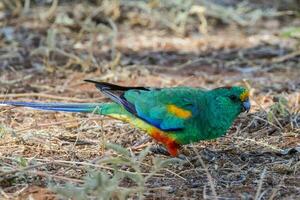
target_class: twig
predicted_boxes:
[255,167,267,200]
[234,136,282,152]
[0,75,32,85]
[53,48,82,62]
[40,0,58,20]
[15,117,103,133]
[0,162,52,177]
[271,50,300,63]
[193,145,218,200]
[253,116,282,130]
[29,170,84,183]
[0,188,10,199]
[69,106,103,152]
[0,156,164,177]
[269,175,286,200]
[163,168,187,181]
[0,158,83,183]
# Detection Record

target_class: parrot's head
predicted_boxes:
[210,86,251,118]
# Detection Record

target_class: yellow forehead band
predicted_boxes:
[240,90,249,101]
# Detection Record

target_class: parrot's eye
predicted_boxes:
[229,95,238,102]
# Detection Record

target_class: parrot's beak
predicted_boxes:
[242,99,251,113]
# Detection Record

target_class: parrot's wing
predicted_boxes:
[125,89,196,131]
[86,80,196,131]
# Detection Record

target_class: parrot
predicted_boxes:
[0,80,251,157]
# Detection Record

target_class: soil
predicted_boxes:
[0,1,300,199]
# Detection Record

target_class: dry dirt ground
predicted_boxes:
[0,2,300,200]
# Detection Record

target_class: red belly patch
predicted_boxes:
[150,129,180,156]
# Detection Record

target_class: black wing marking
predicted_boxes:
[85,80,149,91]
[85,80,151,114]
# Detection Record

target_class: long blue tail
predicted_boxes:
[0,101,103,113]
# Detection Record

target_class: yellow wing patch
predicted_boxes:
[167,104,191,119]
[108,114,130,121]
[240,90,249,101]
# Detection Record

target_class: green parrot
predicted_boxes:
[0,80,251,156]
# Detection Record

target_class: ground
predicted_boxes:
[0,1,300,199]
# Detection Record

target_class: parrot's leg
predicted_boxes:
[150,145,170,156]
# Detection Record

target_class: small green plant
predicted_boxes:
[51,143,183,200]
[0,124,10,139]
[267,96,290,123]
[15,156,28,168]
[281,27,300,39]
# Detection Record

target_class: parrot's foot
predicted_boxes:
[150,145,170,156]
[150,145,187,160]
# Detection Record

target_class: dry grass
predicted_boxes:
[0,1,300,199]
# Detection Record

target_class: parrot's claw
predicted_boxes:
[150,145,187,160]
